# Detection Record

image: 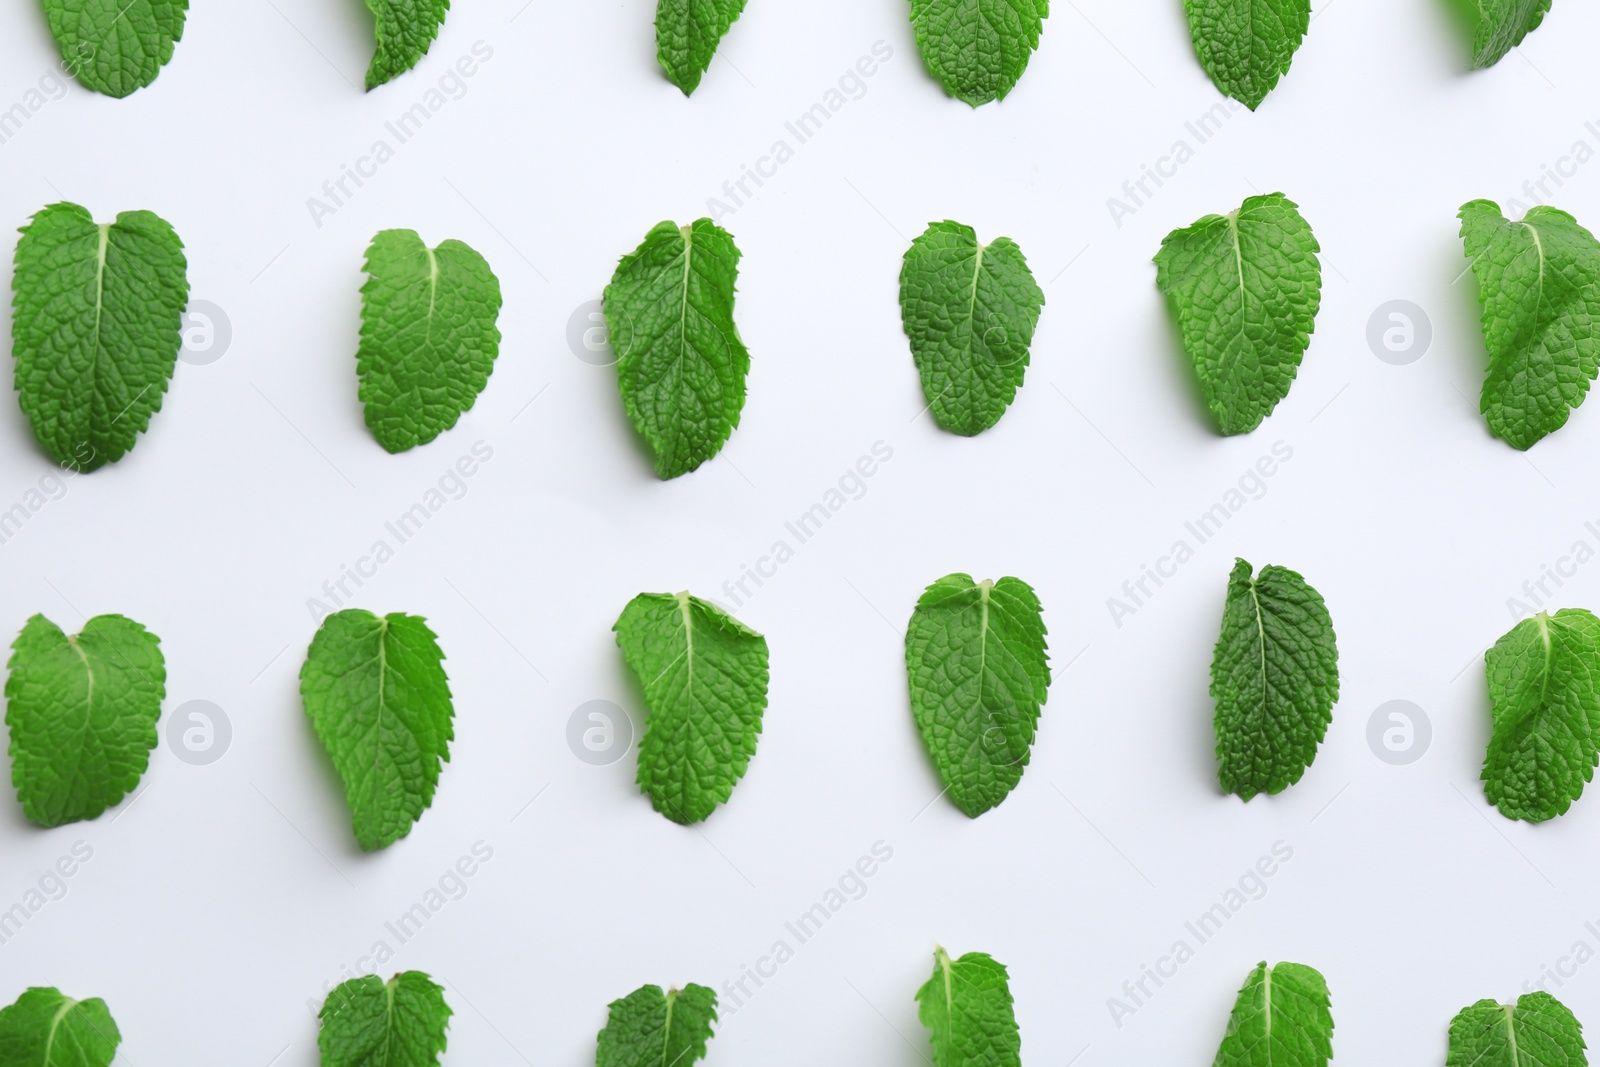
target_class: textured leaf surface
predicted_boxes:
[900,221,1045,436]
[1482,609,1600,823]
[1448,993,1587,1067]
[1460,200,1600,450]
[357,229,502,453]
[909,0,1048,106]
[915,948,1021,1067]
[1154,193,1321,435]
[1212,962,1333,1067]
[604,220,750,479]
[12,202,189,471]
[40,0,187,97]
[595,984,717,1067]
[1471,0,1551,67]
[6,613,164,828]
[1211,558,1339,799]
[300,610,454,850]
[365,0,450,89]
[655,0,747,94]
[1183,0,1309,109]
[0,987,120,1067]
[320,972,451,1067]
[614,592,768,824]
[905,574,1049,817]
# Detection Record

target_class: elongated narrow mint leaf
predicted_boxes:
[365,0,450,89]
[320,971,451,1067]
[12,202,189,471]
[1211,558,1339,799]
[1459,200,1600,450]
[1470,0,1551,68]
[1183,0,1309,109]
[41,0,187,98]
[604,220,750,479]
[596,984,717,1067]
[905,575,1049,817]
[300,610,454,850]
[1154,193,1320,435]
[614,592,769,823]
[0,987,120,1067]
[909,0,1048,106]
[656,0,747,95]
[1448,992,1586,1067]
[1481,608,1600,822]
[357,229,502,453]
[1213,962,1333,1067]
[6,613,164,828]
[900,221,1044,436]
[916,947,1021,1067]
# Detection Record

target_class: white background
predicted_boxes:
[0,0,1597,1063]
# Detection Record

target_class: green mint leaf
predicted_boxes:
[1154,192,1321,435]
[1182,0,1309,109]
[905,575,1050,817]
[1482,608,1600,822]
[915,947,1021,1067]
[1470,0,1551,68]
[613,592,769,824]
[604,219,750,479]
[1212,962,1333,1067]
[300,610,455,851]
[6,613,165,828]
[900,221,1045,436]
[364,0,450,90]
[1448,992,1587,1067]
[319,971,451,1067]
[1459,200,1600,450]
[12,202,189,472]
[595,984,718,1067]
[40,0,187,98]
[655,0,747,95]
[0,987,120,1067]
[908,0,1048,106]
[356,229,502,453]
[1210,558,1339,800]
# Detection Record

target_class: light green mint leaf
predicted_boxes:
[0,987,120,1067]
[1459,200,1600,450]
[1182,0,1309,109]
[915,947,1021,1067]
[908,0,1048,106]
[655,0,747,95]
[1469,0,1551,68]
[1448,992,1587,1067]
[905,574,1049,817]
[40,0,187,98]
[613,592,769,824]
[356,229,502,453]
[6,613,165,828]
[1212,962,1333,1067]
[319,971,451,1067]
[364,0,450,90]
[900,221,1045,436]
[1211,558,1339,800]
[595,984,718,1067]
[300,610,454,851]
[12,202,189,472]
[1481,608,1600,822]
[1154,192,1321,435]
[604,219,750,479]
